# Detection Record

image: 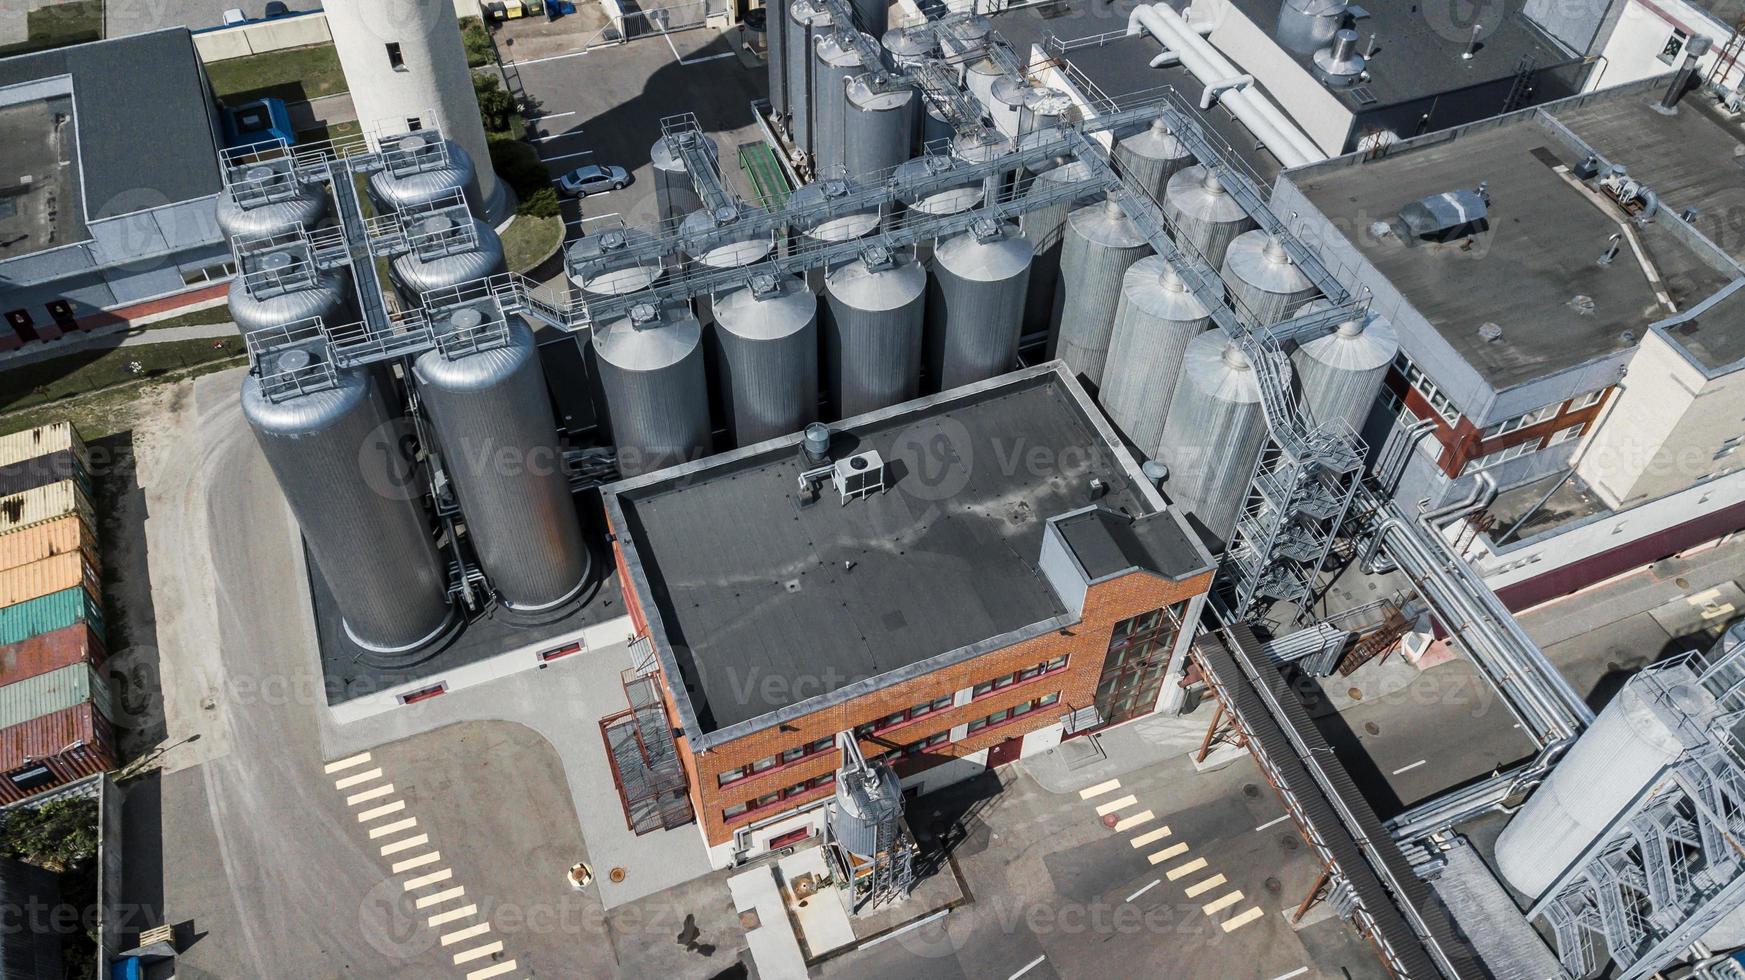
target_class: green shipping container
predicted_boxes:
[0,588,104,648]
[0,663,111,729]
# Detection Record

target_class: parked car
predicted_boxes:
[557,164,630,197]
[264,1,293,17]
[221,8,247,25]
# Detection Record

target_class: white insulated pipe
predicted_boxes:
[1126,3,1323,169]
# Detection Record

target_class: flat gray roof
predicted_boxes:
[605,364,1213,738]
[0,93,84,261]
[1290,113,1736,388]
[0,29,220,225]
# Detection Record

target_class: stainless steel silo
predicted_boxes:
[242,346,453,661]
[1221,230,1319,325]
[1099,256,1212,457]
[1020,157,1099,335]
[1495,666,1712,898]
[593,303,711,477]
[926,219,1032,392]
[1052,195,1152,389]
[896,155,984,217]
[812,30,871,179]
[938,14,990,74]
[786,0,834,156]
[368,132,483,217]
[1114,118,1193,201]
[652,133,718,228]
[389,217,507,308]
[831,761,904,857]
[918,98,955,152]
[413,306,589,617]
[229,249,358,339]
[681,206,776,269]
[710,273,820,446]
[989,76,1028,139]
[965,57,1004,117]
[1156,328,1278,543]
[218,160,329,241]
[567,227,666,297]
[847,0,887,39]
[791,178,883,244]
[1294,310,1399,433]
[881,26,933,69]
[823,246,927,418]
[1163,166,1256,269]
[768,0,789,117]
[843,74,915,181]
[1018,87,1075,141]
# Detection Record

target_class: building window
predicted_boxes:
[1393,352,1460,424]
[1481,403,1559,438]
[181,261,237,286]
[972,656,1068,699]
[1567,389,1606,412]
[387,42,406,70]
[1465,440,1539,473]
[406,116,423,132]
[1545,424,1585,447]
[967,693,1060,734]
[1379,385,1405,419]
[724,802,748,819]
[723,774,836,823]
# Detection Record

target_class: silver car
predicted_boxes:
[558,164,630,197]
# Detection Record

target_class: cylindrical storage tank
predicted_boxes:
[785,0,834,156]
[1020,158,1099,335]
[593,303,711,477]
[242,348,453,662]
[413,309,589,617]
[831,764,904,856]
[368,132,482,217]
[1099,256,1212,456]
[918,98,955,152]
[389,218,507,307]
[1495,670,1711,898]
[681,207,777,269]
[843,74,915,181]
[882,26,933,68]
[1277,0,1350,54]
[1221,230,1319,325]
[791,178,883,245]
[228,253,357,339]
[811,30,870,178]
[1293,310,1398,433]
[652,133,718,229]
[937,14,990,73]
[926,219,1032,392]
[767,0,788,117]
[1114,118,1193,201]
[1156,328,1276,542]
[710,273,820,446]
[1018,87,1075,141]
[1163,166,1257,269]
[823,247,927,418]
[989,76,1028,139]
[217,161,329,242]
[896,155,984,218]
[964,57,1004,117]
[1052,196,1152,389]
[847,0,887,40]
[566,227,666,297]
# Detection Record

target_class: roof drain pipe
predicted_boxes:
[1126,2,1323,169]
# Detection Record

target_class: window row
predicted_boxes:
[1464,423,1587,474]
[966,692,1060,735]
[722,772,836,821]
[971,656,1068,699]
[1479,390,1603,439]
[717,735,838,787]
[1393,352,1460,424]
[856,694,956,739]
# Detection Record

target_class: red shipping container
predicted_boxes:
[0,703,115,804]
[0,624,106,686]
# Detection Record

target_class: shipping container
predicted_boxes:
[0,515,98,574]
[0,481,95,536]
[0,625,105,687]
[0,448,89,499]
[0,663,111,729]
[0,553,99,609]
[0,702,115,805]
[0,423,87,471]
[0,588,104,647]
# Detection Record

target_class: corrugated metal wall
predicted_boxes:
[0,625,105,687]
[0,481,95,536]
[0,589,104,647]
[0,553,99,608]
[0,663,111,729]
[0,516,97,574]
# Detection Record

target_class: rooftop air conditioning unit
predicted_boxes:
[831,450,885,505]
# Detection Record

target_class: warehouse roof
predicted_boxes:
[0,28,221,262]
[604,363,1215,742]
[1289,107,1738,388]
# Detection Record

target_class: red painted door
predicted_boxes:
[987,734,1024,768]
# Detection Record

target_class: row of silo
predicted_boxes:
[811,29,868,177]
[1099,256,1211,458]
[1051,195,1152,389]
[1156,329,1274,542]
[1114,118,1193,201]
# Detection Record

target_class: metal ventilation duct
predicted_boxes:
[823,246,928,417]
[1052,196,1151,388]
[1099,255,1212,457]
[242,347,453,661]
[593,303,711,477]
[926,218,1032,391]
[1277,0,1349,55]
[710,273,820,446]
[413,308,589,617]
[1313,29,1367,87]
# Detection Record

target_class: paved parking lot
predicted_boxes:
[508,26,768,245]
[105,0,320,37]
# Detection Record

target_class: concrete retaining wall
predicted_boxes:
[193,11,332,61]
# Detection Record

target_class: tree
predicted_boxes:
[473,73,516,137]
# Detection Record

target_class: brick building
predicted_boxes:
[601,363,1216,867]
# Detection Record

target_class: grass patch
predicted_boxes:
[0,0,103,57]
[206,43,349,106]
[141,305,233,331]
[0,356,246,441]
[1,338,246,417]
[502,215,563,274]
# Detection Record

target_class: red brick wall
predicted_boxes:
[1384,372,1611,478]
[677,567,1214,847]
